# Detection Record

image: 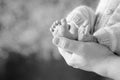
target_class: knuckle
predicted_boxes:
[67,60,74,66]
[67,61,79,68]
[66,57,76,66]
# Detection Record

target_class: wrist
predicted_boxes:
[92,54,120,80]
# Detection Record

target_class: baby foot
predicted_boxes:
[50,19,78,40]
[78,21,97,42]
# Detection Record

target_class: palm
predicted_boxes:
[58,42,114,73]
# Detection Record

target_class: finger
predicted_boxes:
[52,37,84,53]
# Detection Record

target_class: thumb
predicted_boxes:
[52,37,84,53]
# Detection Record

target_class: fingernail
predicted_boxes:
[54,37,60,45]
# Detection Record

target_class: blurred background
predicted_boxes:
[0,0,112,80]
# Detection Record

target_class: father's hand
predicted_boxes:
[53,37,120,80]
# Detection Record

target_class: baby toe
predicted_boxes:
[52,20,60,29]
[52,27,59,37]
[61,19,69,31]
[51,20,61,31]
[55,20,61,26]
[52,25,65,37]
[50,27,54,32]
[53,24,69,38]
[82,20,89,27]
[51,22,56,31]
[85,25,91,35]
[52,23,56,29]
[61,19,67,26]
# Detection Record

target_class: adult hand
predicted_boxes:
[53,36,120,80]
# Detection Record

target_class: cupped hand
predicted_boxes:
[52,36,120,80]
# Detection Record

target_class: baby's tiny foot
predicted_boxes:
[55,19,73,39]
[60,19,78,40]
[78,21,97,42]
[50,19,78,40]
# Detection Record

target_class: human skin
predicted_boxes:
[52,36,120,80]
[51,0,120,79]
[50,17,120,80]
[50,5,96,42]
[50,19,97,42]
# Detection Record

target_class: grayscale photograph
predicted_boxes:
[0,0,119,80]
